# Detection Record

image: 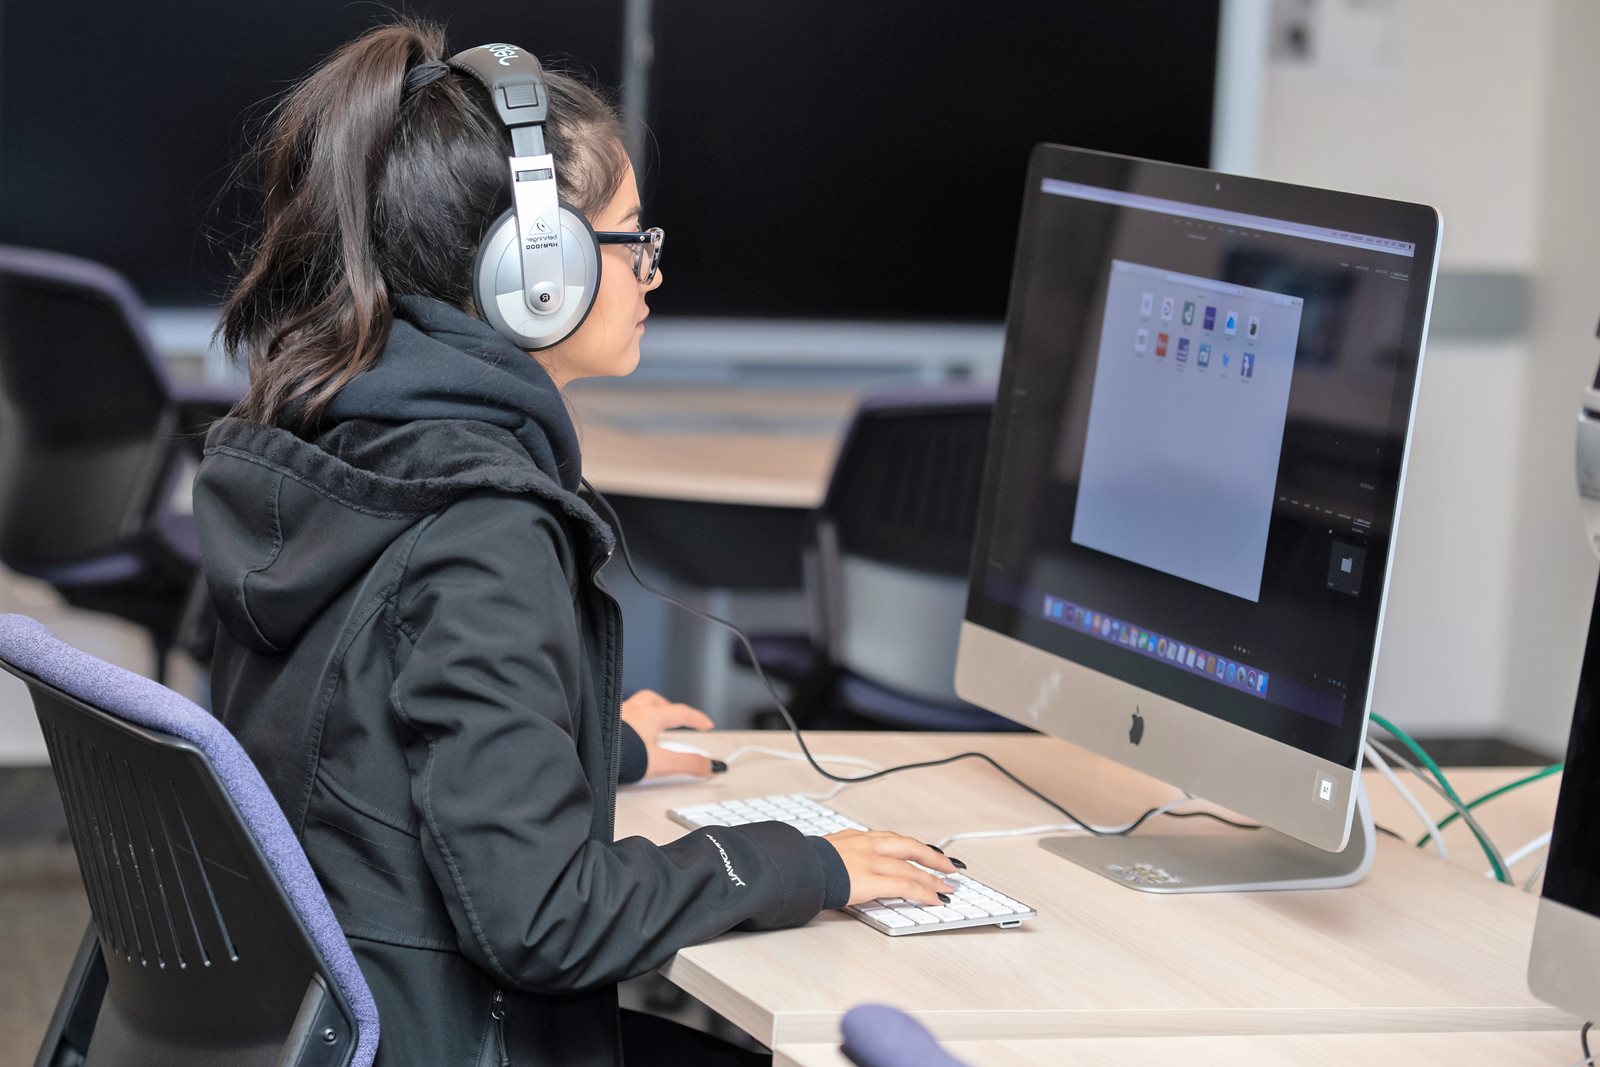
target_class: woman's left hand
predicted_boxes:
[620,689,718,779]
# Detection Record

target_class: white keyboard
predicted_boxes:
[667,793,1037,935]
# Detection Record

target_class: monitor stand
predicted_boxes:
[1037,783,1375,893]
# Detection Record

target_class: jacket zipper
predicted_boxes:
[592,546,623,841]
[491,988,509,1067]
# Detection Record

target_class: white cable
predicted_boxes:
[804,780,855,803]
[655,742,882,800]
[720,744,883,772]
[1364,741,1448,860]
[1524,854,1551,893]
[1499,830,1553,873]
[935,823,1081,849]
[932,797,1195,850]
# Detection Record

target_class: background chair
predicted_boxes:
[0,613,378,1067]
[740,386,1028,731]
[840,1004,971,1067]
[0,247,238,682]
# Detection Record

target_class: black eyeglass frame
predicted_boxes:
[594,226,664,284]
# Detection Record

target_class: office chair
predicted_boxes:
[0,247,239,683]
[0,613,379,1067]
[799,386,1027,730]
[840,1004,970,1067]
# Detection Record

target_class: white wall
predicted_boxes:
[1258,0,1550,270]
[1499,0,1600,757]
[1253,0,1577,746]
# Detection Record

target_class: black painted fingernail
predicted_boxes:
[937,892,951,904]
[925,843,946,854]
[710,759,728,774]
[951,857,967,870]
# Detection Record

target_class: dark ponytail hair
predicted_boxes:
[219,19,629,430]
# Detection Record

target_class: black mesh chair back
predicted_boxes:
[0,248,175,567]
[820,390,993,578]
[814,387,1022,727]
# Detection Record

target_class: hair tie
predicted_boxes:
[402,60,451,101]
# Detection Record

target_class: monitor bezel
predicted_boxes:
[955,144,1442,852]
[1528,567,1600,1021]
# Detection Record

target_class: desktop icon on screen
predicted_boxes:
[1227,663,1238,682]
[1198,342,1212,368]
[1224,310,1238,337]
[1182,301,1196,326]
[1247,314,1261,340]
[1156,332,1169,357]
[1161,296,1174,322]
[1258,674,1269,693]
[1222,352,1230,368]
[1176,337,1190,362]
[1203,306,1216,331]
[1185,648,1197,668]
[1140,292,1154,318]
[1135,327,1149,353]
[1241,352,1255,379]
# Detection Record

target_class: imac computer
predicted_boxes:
[955,145,1442,892]
[1526,367,1600,1020]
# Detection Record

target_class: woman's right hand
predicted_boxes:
[822,829,960,907]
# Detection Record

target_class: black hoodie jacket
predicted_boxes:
[194,296,845,1067]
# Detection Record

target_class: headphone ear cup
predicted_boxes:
[471,203,601,351]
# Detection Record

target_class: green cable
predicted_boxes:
[1369,712,1511,883]
[1415,763,1563,848]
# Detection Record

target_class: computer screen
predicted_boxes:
[959,147,1440,847]
[642,1,1219,322]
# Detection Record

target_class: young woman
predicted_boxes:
[193,20,958,1067]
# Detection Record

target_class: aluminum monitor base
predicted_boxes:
[1039,785,1375,894]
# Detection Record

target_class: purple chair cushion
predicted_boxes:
[840,1004,971,1067]
[0,613,379,1067]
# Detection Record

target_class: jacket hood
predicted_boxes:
[193,297,612,654]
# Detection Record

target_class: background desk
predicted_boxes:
[567,384,858,721]
[568,382,854,508]
[616,732,1572,1050]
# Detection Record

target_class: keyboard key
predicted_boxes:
[894,907,942,925]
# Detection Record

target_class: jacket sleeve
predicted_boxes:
[391,493,831,994]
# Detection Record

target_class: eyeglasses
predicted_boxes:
[595,226,664,285]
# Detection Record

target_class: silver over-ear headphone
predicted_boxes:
[447,43,600,350]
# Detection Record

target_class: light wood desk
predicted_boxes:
[566,383,852,507]
[616,732,1573,1048]
[772,1028,1585,1066]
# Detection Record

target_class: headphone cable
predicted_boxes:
[581,479,1259,838]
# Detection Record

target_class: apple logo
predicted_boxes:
[1129,708,1145,746]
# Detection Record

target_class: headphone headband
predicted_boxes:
[446,43,549,148]
[449,43,568,319]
